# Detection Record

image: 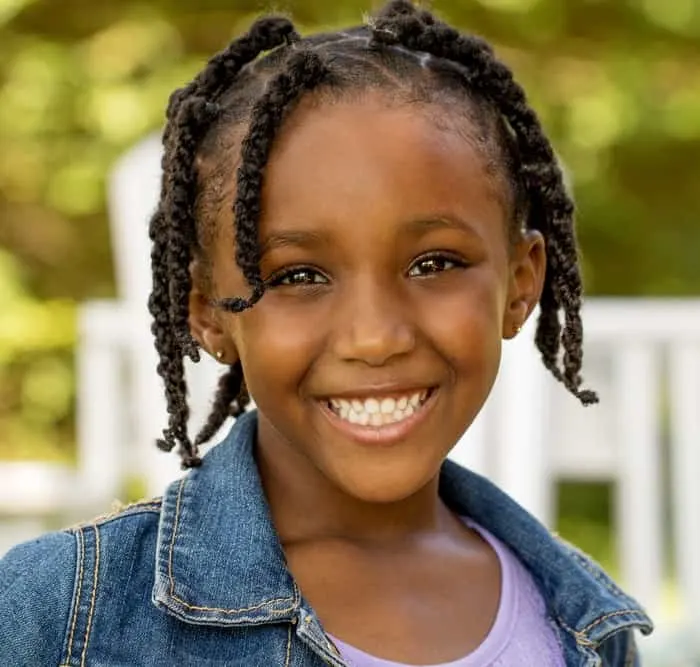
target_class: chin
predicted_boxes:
[330,461,438,505]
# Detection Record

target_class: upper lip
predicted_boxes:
[318,384,436,400]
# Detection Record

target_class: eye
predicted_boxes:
[407,253,467,277]
[267,266,329,287]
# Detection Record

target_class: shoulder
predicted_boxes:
[0,529,76,665]
[0,499,162,666]
[65,496,163,535]
[551,532,637,605]
[551,534,650,665]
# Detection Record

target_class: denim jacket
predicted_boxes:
[1,411,652,666]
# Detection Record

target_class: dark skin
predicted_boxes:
[189,92,546,663]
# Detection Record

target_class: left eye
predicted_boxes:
[408,255,464,277]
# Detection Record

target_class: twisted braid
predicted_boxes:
[186,50,330,449]
[212,49,330,313]
[150,1,597,467]
[370,4,596,403]
[149,17,299,467]
[194,361,250,447]
[167,18,300,125]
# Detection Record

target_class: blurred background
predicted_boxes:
[0,0,699,663]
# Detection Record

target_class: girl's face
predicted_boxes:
[191,93,545,503]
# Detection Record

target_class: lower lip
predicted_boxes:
[318,389,437,447]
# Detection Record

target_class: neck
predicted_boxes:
[255,424,453,547]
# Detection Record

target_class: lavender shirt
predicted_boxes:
[329,519,566,667]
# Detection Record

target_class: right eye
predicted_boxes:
[267,267,329,287]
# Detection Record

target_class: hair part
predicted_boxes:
[149,0,597,468]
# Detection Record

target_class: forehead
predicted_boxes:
[258,92,506,231]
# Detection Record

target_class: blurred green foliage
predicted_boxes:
[0,0,699,466]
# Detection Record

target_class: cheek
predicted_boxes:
[418,267,507,365]
[229,297,330,397]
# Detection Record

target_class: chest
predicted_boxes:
[285,538,501,664]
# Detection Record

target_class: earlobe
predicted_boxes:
[188,262,240,365]
[503,230,546,339]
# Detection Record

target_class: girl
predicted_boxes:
[0,2,652,665]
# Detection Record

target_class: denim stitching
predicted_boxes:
[166,477,296,615]
[580,609,646,634]
[65,501,162,535]
[65,527,85,660]
[168,593,298,615]
[80,525,101,667]
[557,608,646,650]
[95,501,162,523]
[285,622,292,667]
[556,615,595,647]
[167,479,185,597]
[67,501,162,532]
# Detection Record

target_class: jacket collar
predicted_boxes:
[439,460,653,645]
[153,411,300,626]
[153,410,653,644]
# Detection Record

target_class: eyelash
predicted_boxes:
[266,252,468,289]
[407,252,468,277]
[266,266,330,288]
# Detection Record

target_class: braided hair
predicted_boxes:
[149,0,597,468]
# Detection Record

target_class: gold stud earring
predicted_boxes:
[215,350,224,361]
[514,325,522,336]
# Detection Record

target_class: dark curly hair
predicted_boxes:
[148,0,597,468]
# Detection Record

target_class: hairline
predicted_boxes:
[194,85,523,269]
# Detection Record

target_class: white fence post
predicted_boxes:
[492,318,553,526]
[614,342,664,615]
[75,302,126,507]
[668,343,700,633]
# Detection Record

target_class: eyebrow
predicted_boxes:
[258,214,481,255]
[259,230,331,255]
[400,215,482,238]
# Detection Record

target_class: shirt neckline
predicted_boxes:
[328,516,518,667]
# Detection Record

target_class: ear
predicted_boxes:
[188,260,240,366]
[502,230,546,339]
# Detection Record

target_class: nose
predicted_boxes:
[332,276,416,367]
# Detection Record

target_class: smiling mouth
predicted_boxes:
[325,388,434,427]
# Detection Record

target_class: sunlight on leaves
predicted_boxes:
[0,0,36,27]
[45,160,105,216]
[663,87,700,140]
[567,84,635,151]
[639,0,699,35]
[83,18,181,83]
[0,251,76,365]
[21,357,74,425]
[474,0,543,11]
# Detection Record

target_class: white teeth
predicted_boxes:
[327,389,431,427]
